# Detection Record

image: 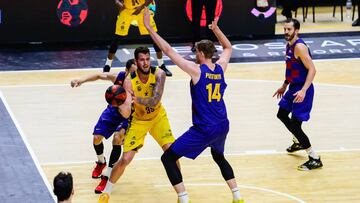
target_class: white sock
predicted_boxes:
[177,192,189,203]
[157,58,164,66]
[105,167,113,177]
[105,58,113,66]
[97,154,105,163]
[103,181,114,194]
[306,147,319,159]
[231,187,242,201]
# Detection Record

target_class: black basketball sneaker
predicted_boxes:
[286,142,306,153]
[298,156,323,171]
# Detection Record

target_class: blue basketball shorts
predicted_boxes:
[278,83,314,122]
[93,106,128,139]
[171,119,229,159]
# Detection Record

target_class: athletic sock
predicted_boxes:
[157,58,164,66]
[231,187,242,201]
[103,181,114,194]
[306,147,319,159]
[177,192,189,203]
[105,58,113,67]
[104,167,113,178]
[97,154,106,163]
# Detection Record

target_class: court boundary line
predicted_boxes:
[0,91,56,202]
[154,182,306,203]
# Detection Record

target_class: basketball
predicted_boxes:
[105,85,127,107]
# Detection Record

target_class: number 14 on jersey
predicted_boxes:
[206,83,221,102]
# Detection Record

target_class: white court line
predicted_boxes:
[0,91,56,202]
[42,148,360,166]
[1,78,360,89]
[1,57,360,73]
[154,182,306,203]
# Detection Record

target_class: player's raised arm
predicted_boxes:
[143,8,200,80]
[210,18,232,72]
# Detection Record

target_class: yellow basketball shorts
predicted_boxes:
[115,9,158,36]
[123,108,175,152]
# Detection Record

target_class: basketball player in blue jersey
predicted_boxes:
[143,8,244,203]
[70,59,136,193]
[273,18,323,171]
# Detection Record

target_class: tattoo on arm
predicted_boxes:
[136,71,165,107]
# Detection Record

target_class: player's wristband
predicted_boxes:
[284,80,289,84]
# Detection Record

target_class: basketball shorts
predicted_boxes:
[123,107,175,152]
[115,9,158,36]
[171,119,229,159]
[278,83,314,121]
[93,106,128,139]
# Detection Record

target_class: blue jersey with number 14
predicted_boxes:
[191,63,228,126]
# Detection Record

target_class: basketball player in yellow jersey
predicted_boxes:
[102,0,172,77]
[98,46,177,203]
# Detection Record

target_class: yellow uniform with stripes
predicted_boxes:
[124,66,175,152]
[115,0,158,36]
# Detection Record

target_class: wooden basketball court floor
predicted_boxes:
[1,58,360,203]
[1,7,360,203]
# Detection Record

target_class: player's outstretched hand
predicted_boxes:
[70,79,82,88]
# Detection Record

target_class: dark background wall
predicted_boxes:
[0,0,276,44]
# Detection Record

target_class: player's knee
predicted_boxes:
[112,133,124,145]
[93,135,103,145]
[119,156,131,167]
[161,149,178,166]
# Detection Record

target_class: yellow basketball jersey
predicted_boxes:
[124,0,146,10]
[131,66,162,121]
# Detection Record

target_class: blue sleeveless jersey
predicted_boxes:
[191,64,228,126]
[285,38,311,84]
[114,71,126,85]
[93,71,129,139]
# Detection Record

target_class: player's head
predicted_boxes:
[195,40,216,63]
[53,171,74,202]
[284,18,300,42]
[125,59,137,74]
[105,85,127,107]
[134,46,151,75]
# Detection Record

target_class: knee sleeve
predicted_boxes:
[211,148,234,181]
[161,149,182,186]
[109,35,124,54]
[153,42,161,53]
[277,108,290,122]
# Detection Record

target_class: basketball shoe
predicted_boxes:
[92,159,106,178]
[298,156,323,171]
[98,192,110,203]
[95,175,108,193]
[159,64,172,77]
[103,65,111,72]
[233,199,245,203]
[286,142,305,153]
